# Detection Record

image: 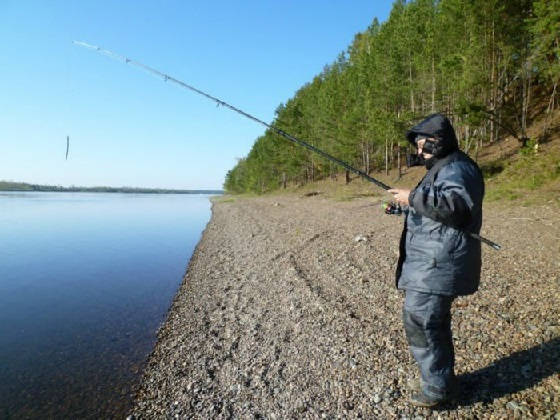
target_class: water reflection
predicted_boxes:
[0,192,212,418]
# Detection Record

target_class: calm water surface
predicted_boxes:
[0,192,213,418]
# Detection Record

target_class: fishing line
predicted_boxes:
[72,41,391,190]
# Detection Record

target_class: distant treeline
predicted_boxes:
[0,181,223,195]
[225,0,559,193]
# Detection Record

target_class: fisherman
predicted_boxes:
[388,113,485,407]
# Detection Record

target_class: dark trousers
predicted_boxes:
[402,290,456,399]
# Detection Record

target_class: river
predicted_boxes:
[0,192,213,418]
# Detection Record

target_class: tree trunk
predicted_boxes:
[474,137,480,162]
[431,56,436,112]
[397,146,402,180]
[521,61,531,139]
[282,172,287,189]
[345,170,350,185]
[463,125,470,153]
[366,143,370,174]
[385,137,389,176]
[409,61,415,114]
[310,158,315,182]
[490,18,496,143]
[361,142,366,174]
[544,79,558,135]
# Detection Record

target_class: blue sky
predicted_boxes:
[0,1,393,189]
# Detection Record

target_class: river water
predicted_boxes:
[0,192,213,418]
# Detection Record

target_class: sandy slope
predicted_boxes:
[129,194,559,419]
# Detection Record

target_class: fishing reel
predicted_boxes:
[384,201,403,216]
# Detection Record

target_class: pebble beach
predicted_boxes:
[129,194,560,419]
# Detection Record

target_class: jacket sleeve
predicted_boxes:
[408,161,476,228]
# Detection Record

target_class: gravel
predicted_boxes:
[129,194,560,418]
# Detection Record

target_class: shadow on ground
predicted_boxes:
[439,337,559,409]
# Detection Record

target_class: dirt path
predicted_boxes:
[129,194,559,419]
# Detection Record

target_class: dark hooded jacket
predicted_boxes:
[396,114,484,296]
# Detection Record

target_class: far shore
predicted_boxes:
[0,181,223,195]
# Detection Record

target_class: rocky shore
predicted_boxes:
[130,194,559,419]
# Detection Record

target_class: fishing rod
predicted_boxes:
[73,41,501,251]
[73,41,389,190]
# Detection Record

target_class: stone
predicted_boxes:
[507,401,522,411]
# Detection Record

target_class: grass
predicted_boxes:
[285,178,383,202]
[214,191,263,203]
[268,167,422,203]
[485,145,560,205]
[226,148,560,208]
[281,140,560,207]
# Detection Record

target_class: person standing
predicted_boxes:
[388,113,485,407]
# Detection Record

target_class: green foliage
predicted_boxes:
[224,0,559,194]
[519,137,539,156]
[529,0,560,84]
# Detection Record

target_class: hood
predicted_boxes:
[406,113,459,158]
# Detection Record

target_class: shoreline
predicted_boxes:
[130,194,560,418]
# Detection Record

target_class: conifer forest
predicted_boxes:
[224,0,559,193]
